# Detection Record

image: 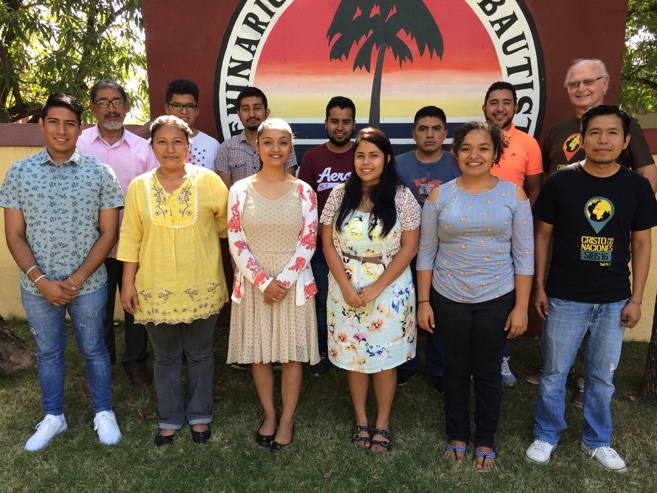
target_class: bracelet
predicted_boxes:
[68,276,82,289]
[25,265,38,276]
[629,299,642,306]
[33,274,46,286]
[418,300,430,304]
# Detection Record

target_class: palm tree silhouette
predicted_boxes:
[327,1,444,127]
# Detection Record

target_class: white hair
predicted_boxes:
[564,58,609,87]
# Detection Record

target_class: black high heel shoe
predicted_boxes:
[256,420,276,448]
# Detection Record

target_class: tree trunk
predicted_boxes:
[368,42,387,128]
[0,315,37,375]
[644,292,657,402]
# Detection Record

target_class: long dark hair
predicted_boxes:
[336,127,400,238]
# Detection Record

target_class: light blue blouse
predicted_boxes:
[417,179,534,303]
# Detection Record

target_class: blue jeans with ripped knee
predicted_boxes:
[22,284,112,415]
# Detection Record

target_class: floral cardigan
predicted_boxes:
[227,178,319,306]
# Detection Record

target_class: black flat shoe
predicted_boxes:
[271,424,294,452]
[155,431,175,447]
[191,425,211,444]
[256,422,276,448]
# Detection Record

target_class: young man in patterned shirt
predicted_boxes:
[0,93,125,451]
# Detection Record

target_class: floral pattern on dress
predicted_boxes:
[326,210,417,374]
[321,184,420,268]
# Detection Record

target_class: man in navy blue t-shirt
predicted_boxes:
[395,106,461,389]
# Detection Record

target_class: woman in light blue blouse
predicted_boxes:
[416,121,534,472]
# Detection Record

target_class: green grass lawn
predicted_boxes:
[1,318,656,493]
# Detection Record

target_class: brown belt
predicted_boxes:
[341,252,384,265]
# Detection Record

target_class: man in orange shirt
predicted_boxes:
[484,81,543,207]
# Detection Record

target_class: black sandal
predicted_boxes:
[370,428,392,452]
[351,424,372,449]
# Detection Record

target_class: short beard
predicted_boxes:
[488,115,513,131]
[101,120,124,131]
[498,117,513,130]
[328,134,351,148]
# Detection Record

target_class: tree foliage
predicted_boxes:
[0,0,148,123]
[621,0,657,113]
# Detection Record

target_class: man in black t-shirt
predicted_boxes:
[531,59,657,405]
[526,106,657,472]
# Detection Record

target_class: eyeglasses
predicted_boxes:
[167,102,198,113]
[566,76,605,90]
[94,99,126,108]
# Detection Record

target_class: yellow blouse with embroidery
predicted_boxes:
[117,167,229,325]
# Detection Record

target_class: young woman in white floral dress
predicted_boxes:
[321,128,420,452]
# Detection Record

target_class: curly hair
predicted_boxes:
[451,121,507,166]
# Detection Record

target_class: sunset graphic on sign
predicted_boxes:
[254,0,501,131]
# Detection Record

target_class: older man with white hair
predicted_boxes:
[542,58,657,190]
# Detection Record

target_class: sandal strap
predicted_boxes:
[445,444,467,453]
[370,439,392,450]
[372,428,391,440]
[351,425,371,437]
[370,429,392,451]
[351,425,371,446]
[475,449,497,459]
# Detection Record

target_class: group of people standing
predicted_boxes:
[1,58,656,475]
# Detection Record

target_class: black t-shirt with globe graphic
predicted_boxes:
[534,163,657,303]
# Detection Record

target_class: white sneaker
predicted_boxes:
[94,410,121,445]
[25,414,67,452]
[581,442,627,472]
[526,439,557,464]
[501,356,517,387]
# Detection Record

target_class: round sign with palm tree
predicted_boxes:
[215,0,544,145]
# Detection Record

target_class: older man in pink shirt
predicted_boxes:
[77,79,158,388]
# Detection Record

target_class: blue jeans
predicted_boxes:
[533,298,627,448]
[22,284,112,415]
[310,249,329,355]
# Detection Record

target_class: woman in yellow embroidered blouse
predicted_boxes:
[117,115,229,447]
